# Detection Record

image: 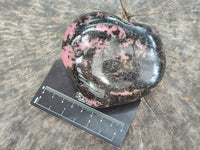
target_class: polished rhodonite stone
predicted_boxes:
[62,12,166,108]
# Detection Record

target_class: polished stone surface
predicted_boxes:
[1,0,200,149]
[62,12,166,108]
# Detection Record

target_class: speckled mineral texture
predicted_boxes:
[1,0,200,149]
[62,12,165,108]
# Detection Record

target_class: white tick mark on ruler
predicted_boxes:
[49,105,51,110]
[110,122,113,127]
[120,126,124,132]
[42,88,46,94]
[111,132,116,141]
[81,109,83,112]
[61,108,66,115]
[61,99,64,103]
[71,103,74,108]
[90,112,93,117]
[52,94,55,99]
[34,97,38,103]
[73,117,76,122]
[86,120,90,127]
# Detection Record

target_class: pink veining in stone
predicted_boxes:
[96,25,126,39]
[151,29,156,35]
[96,12,103,17]
[74,36,111,54]
[83,59,88,67]
[110,90,131,96]
[62,45,75,68]
[120,51,129,60]
[61,12,166,108]
[83,96,101,107]
[63,22,78,41]
[135,39,147,50]
[133,89,142,94]
[118,26,126,39]
[119,39,134,48]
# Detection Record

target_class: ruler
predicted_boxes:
[30,60,140,148]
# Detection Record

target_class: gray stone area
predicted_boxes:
[0,0,199,149]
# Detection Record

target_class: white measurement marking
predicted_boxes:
[48,105,51,110]
[44,86,125,128]
[111,132,116,141]
[42,87,46,94]
[110,122,113,127]
[99,130,102,134]
[81,109,83,112]
[61,100,64,103]
[86,120,90,127]
[39,86,125,142]
[73,117,76,122]
[52,94,55,99]
[34,97,39,103]
[61,108,66,115]
[100,118,103,122]
[39,96,41,99]
[120,126,124,132]
[90,112,93,117]
[71,103,74,108]
[35,102,116,142]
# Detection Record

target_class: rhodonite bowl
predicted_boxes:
[62,12,166,108]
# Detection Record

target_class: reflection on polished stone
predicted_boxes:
[62,12,166,108]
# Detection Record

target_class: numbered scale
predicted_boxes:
[30,60,140,148]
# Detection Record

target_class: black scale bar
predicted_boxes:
[30,60,140,148]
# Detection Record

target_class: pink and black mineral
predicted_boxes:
[62,12,166,108]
